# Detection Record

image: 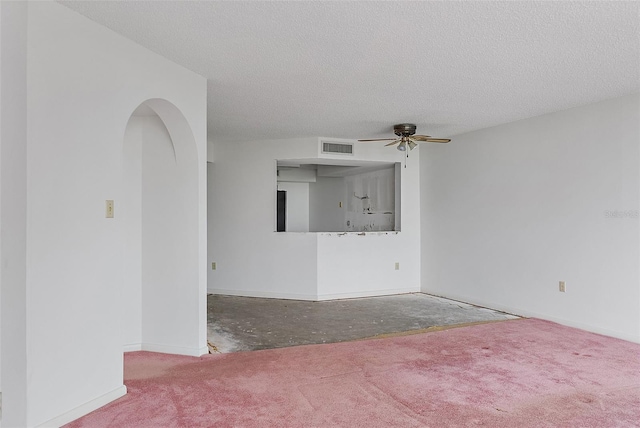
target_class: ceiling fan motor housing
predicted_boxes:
[393,123,417,137]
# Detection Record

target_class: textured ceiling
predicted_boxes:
[59,1,639,142]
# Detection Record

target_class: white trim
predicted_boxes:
[139,343,208,357]
[123,343,142,352]
[208,287,421,302]
[207,288,318,301]
[36,385,127,428]
[422,290,640,344]
[123,342,207,356]
[317,287,419,301]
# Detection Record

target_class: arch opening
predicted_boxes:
[121,99,202,356]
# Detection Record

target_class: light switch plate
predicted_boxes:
[106,200,114,218]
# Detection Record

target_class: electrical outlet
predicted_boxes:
[212,262,217,270]
[395,262,400,270]
[559,281,566,292]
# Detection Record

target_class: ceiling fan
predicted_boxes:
[358,123,450,151]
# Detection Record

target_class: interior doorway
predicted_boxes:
[276,190,286,232]
[121,99,204,356]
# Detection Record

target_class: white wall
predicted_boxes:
[421,93,640,343]
[316,152,420,300]
[0,38,2,398]
[0,0,2,394]
[208,138,319,299]
[122,117,143,350]
[140,113,201,354]
[209,137,421,300]
[207,161,215,284]
[0,1,28,425]
[309,176,346,232]
[122,112,202,355]
[277,182,310,232]
[19,2,207,426]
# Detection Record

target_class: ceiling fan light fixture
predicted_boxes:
[357,123,450,163]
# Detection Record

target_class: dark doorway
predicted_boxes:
[276,190,286,232]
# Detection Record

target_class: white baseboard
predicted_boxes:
[123,343,142,352]
[36,385,127,428]
[208,287,421,301]
[207,288,318,301]
[421,290,640,344]
[135,342,208,357]
[316,287,419,301]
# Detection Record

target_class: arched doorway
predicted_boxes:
[121,99,204,356]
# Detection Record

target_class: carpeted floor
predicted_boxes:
[67,319,640,427]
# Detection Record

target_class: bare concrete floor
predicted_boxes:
[207,293,519,353]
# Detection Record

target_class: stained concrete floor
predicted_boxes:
[207,293,519,353]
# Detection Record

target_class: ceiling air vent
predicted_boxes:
[321,141,354,155]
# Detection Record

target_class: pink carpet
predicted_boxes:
[67,319,640,427]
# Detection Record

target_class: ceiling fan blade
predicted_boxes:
[410,135,432,141]
[358,138,397,142]
[385,139,401,146]
[423,138,451,143]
